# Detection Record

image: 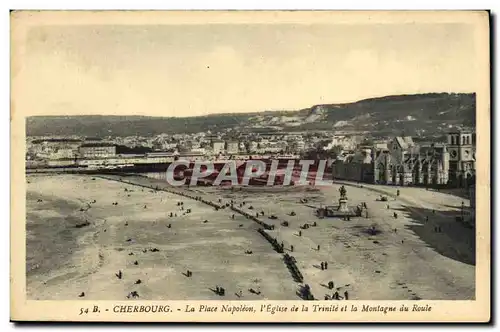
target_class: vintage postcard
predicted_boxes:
[10,10,490,323]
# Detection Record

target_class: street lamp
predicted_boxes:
[461,201,465,221]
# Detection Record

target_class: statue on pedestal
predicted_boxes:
[338,185,349,213]
[339,185,347,199]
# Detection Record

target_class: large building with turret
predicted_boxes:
[373,136,449,186]
[333,132,475,188]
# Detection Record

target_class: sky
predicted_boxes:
[15,20,477,117]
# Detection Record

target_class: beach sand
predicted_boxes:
[26,175,297,300]
[26,174,475,301]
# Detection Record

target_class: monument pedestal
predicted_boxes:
[315,190,356,218]
[337,197,349,213]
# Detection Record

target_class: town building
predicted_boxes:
[28,138,82,160]
[290,140,306,152]
[247,141,259,153]
[325,135,358,151]
[226,141,239,154]
[49,147,76,160]
[78,143,116,159]
[190,147,207,155]
[332,149,374,183]
[211,140,225,155]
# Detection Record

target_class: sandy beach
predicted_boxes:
[26,174,475,301]
[26,175,297,300]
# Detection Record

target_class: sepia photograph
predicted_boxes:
[10,10,490,322]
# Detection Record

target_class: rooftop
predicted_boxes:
[80,143,116,148]
[32,139,82,144]
[395,136,415,149]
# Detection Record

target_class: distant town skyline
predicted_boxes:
[14,13,478,117]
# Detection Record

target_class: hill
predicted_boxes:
[26,92,475,137]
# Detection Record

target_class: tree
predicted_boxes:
[360,138,374,146]
[176,144,189,153]
[328,145,343,159]
[301,145,331,160]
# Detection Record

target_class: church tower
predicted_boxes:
[447,131,474,187]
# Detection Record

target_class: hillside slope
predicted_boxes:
[26,93,475,137]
